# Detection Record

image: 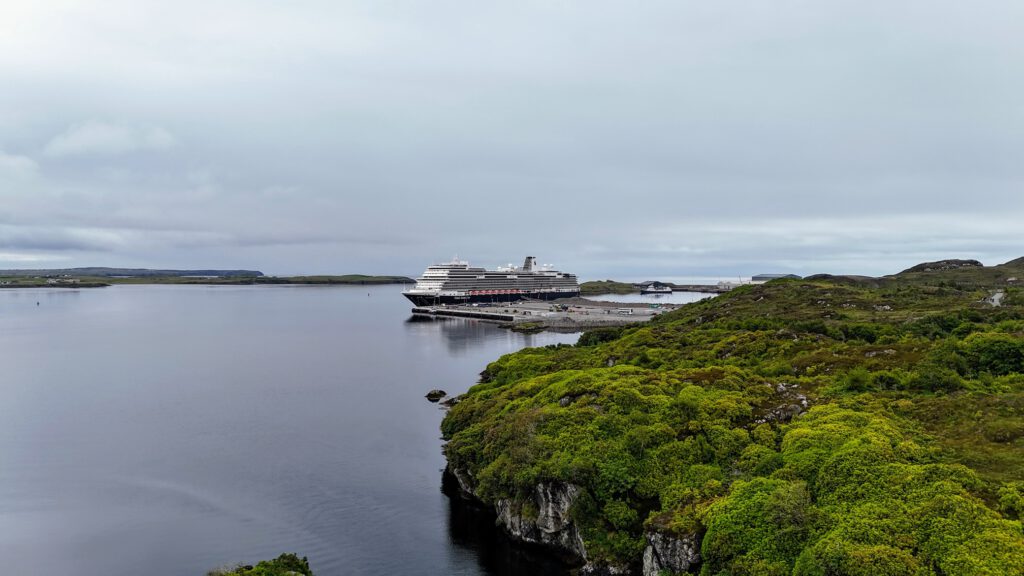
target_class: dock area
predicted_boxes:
[411,297,679,332]
[669,283,731,293]
[411,307,516,322]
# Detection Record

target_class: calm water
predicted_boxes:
[0,285,578,575]
[584,291,713,305]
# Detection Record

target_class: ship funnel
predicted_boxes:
[522,256,537,271]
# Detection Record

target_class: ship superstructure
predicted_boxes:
[403,256,580,305]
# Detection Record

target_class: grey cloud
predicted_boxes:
[0,225,120,252]
[0,151,38,180]
[1,2,1023,274]
[43,121,176,158]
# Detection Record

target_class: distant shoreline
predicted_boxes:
[106,275,415,286]
[580,279,730,295]
[0,274,414,288]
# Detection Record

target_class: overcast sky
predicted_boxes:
[1,1,1022,279]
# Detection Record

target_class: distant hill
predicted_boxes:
[0,267,264,278]
[252,275,414,285]
[899,259,984,274]
[0,268,414,286]
[888,257,1024,288]
[579,280,637,295]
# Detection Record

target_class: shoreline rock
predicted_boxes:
[445,466,638,574]
[642,531,701,576]
[494,482,587,562]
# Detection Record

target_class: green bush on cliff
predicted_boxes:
[208,554,313,576]
[442,267,1024,572]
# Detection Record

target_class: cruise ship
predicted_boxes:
[403,256,580,305]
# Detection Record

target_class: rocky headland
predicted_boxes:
[441,257,1024,574]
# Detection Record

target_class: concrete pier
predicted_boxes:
[411,307,516,322]
[670,284,731,293]
[412,298,682,332]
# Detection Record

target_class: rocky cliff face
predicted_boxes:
[494,482,588,561]
[447,467,585,559]
[448,466,697,575]
[642,531,700,576]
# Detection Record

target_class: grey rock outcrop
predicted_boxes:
[642,531,700,575]
[495,482,587,560]
[580,563,633,575]
[900,259,983,274]
[449,467,477,499]
[753,382,808,425]
[448,467,636,574]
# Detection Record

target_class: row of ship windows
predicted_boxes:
[422,275,569,280]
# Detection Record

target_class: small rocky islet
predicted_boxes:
[207,553,313,576]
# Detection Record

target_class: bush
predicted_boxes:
[578,326,629,347]
[794,539,922,576]
[701,478,813,572]
[871,370,904,391]
[980,419,1024,443]
[963,332,1024,376]
[839,367,875,393]
[209,554,314,576]
[906,366,963,392]
[998,483,1024,520]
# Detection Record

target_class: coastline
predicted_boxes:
[0,275,413,288]
[439,260,1024,574]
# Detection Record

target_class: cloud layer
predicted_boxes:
[0,151,38,180]
[1,1,1022,277]
[44,121,176,157]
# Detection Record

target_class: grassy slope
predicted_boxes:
[442,260,1024,574]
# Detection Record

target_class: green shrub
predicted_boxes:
[209,554,314,576]
[839,367,874,392]
[906,366,964,392]
[998,482,1024,519]
[963,332,1024,376]
[578,326,629,347]
[871,370,904,390]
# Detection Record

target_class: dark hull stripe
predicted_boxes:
[403,291,578,306]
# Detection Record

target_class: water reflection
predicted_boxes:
[0,285,579,576]
[404,315,569,355]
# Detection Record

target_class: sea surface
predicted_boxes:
[0,284,578,576]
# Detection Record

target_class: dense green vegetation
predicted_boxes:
[207,553,313,576]
[581,280,638,295]
[442,259,1024,574]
